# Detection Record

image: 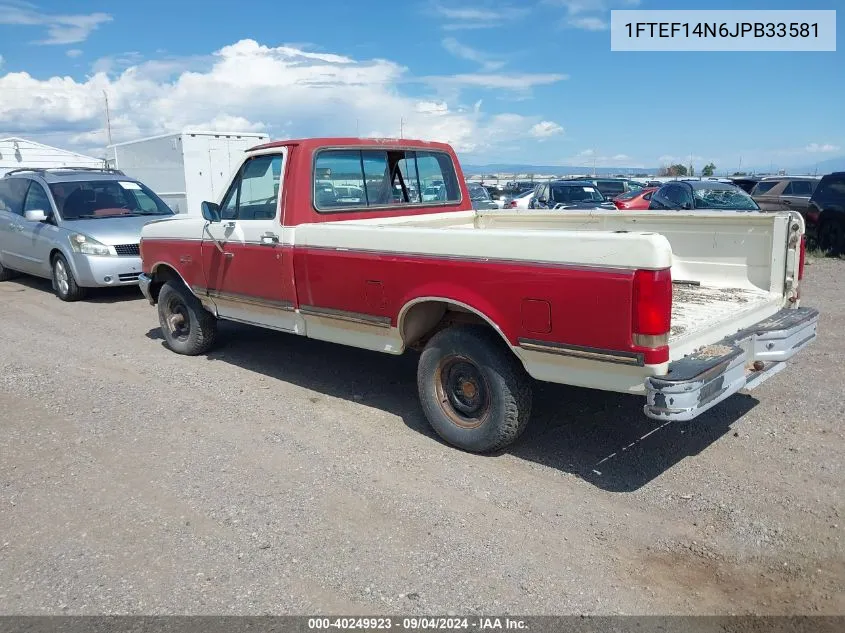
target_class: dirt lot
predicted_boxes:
[0,259,842,615]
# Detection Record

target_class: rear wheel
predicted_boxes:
[52,253,86,301]
[157,280,218,355]
[819,216,845,256]
[417,325,532,453]
[0,258,17,281]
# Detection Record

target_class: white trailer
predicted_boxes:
[107,131,270,215]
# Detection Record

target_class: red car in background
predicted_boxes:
[613,187,657,210]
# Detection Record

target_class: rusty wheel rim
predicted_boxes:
[434,355,490,429]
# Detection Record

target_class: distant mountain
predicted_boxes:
[461,163,659,177]
[790,155,845,175]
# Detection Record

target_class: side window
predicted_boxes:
[790,181,813,196]
[0,179,31,216]
[238,155,283,220]
[219,155,284,220]
[219,176,240,220]
[782,182,794,195]
[23,182,51,214]
[661,185,685,208]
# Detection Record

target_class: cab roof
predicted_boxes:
[248,137,457,153]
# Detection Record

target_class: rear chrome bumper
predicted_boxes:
[644,307,819,421]
[138,272,155,305]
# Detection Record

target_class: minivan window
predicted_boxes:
[314,148,460,211]
[0,178,31,215]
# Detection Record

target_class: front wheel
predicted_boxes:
[417,325,533,453]
[0,258,18,282]
[52,254,86,301]
[157,280,218,355]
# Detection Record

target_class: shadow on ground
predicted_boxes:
[4,274,145,303]
[147,321,757,492]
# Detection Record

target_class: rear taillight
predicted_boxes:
[509,200,517,208]
[632,268,672,348]
[798,234,806,281]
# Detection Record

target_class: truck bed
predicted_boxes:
[670,283,780,359]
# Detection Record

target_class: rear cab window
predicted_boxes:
[313,147,461,212]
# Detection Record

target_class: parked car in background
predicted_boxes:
[466,183,499,210]
[728,176,762,193]
[613,187,658,210]
[806,171,845,255]
[577,177,629,200]
[751,177,819,213]
[0,167,174,300]
[529,180,615,210]
[649,180,760,212]
[504,189,535,209]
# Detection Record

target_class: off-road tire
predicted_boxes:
[52,253,86,301]
[157,280,218,355]
[417,325,533,453]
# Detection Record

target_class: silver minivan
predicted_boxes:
[0,167,174,301]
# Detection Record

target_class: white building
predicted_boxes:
[107,131,270,215]
[0,137,103,176]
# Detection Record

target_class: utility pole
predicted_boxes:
[103,90,113,148]
[355,119,359,137]
[399,117,404,139]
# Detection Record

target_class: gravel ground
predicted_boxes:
[0,258,842,615]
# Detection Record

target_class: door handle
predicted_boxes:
[782,200,792,205]
[260,232,279,245]
[221,221,236,229]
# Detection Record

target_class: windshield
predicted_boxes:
[693,187,759,210]
[467,184,491,201]
[551,185,605,203]
[50,180,174,220]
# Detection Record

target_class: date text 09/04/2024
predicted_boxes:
[307,617,528,630]
[625,22,819,39]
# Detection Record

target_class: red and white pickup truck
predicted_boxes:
[138,137,819,453]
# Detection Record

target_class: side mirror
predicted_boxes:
[201,201,220,223]
[537,197,547,205]
[24,209,48,222]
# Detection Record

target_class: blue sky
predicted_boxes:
[0,0,842,172]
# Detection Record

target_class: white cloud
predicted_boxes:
[441,37,504,71]
[431,3,530,29]
[567,16,607,30]
[0,2,112,44]
[429,72,568,90]
[805,143,840,153]
[529,121,564,138]
[0,38,559,160]
[548,0,638,30]
[65,48,83,58]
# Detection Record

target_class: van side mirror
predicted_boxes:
[201,201,220,223]
[24,209,48,222]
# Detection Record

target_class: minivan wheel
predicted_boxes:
[819,218,845,256]
[52,254,86,301]
[0,258,17,281]
[157,280,218,355]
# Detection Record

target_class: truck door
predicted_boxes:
[201,151,302,333]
